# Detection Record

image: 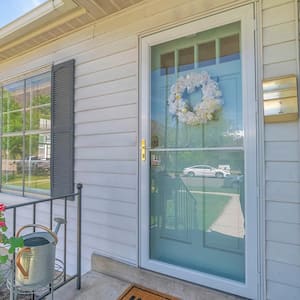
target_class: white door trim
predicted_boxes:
[139,4,258,298]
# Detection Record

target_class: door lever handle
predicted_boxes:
[141,139,146,161]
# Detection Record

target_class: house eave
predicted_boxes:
[0,0,65,40]
[0,0,144,64]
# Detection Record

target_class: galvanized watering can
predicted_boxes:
[15,218,65,287]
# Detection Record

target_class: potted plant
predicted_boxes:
[0,204,24,286]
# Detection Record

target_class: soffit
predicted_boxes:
[0,0,143,63]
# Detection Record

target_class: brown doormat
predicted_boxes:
[118,285,180,300]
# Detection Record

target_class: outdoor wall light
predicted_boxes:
[263,75,298,123]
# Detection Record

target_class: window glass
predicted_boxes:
[25,73,51,131]
[160,52,175,76]
[220,34,240,63]
[178,47,194,72]
[198,41,216,67]
[151,22,242,149]
[0,72,51,195]
[1,136,23,192]
[150,22,245,282]
[2,81,24,133]
[24,134,50,194]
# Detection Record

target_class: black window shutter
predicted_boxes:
[51,60,75,197]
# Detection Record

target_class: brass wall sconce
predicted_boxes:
[263,75,298,123]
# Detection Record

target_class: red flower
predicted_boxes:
[0,204,5,212]
[0,221,6,227]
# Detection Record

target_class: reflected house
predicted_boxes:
[0,1,299,299]
[38,118,51,160]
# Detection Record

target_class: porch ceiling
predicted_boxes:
[0,0,143,64]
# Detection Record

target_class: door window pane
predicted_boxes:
[220,34,240,63]
[178,47,194,72]
[150,22,244,282]
[198,41,216,67]
[160,52,175,76]
[151,22,242,150]
[150,150,245,282]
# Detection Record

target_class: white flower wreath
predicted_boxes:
[168,71,222,125]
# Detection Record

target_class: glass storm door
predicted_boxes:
[140,5,257,299]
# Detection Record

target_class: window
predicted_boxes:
[198,40,216,67]
[1,72,51,195]
[0,59,75,197]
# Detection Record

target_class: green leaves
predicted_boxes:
[0,255,8,264]
[0,236,24,261]
[8,237,24,249]
[0,207,24,264]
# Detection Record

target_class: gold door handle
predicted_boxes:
[141,139,146,161]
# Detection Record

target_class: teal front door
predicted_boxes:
[140,5,257,298]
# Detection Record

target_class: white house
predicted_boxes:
[0,0,299,299]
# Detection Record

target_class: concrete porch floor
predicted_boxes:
[47,271,130,300]
[50,271,243,300]
[48,255,245,300]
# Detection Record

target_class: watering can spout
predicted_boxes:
[54,217,66,234]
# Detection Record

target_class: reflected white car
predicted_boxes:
[183,165,230,178]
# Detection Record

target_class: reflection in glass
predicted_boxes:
[220,34,240,63]
[150,150,245,281]
[160,52,175,76]
[178,47,194,72]
[198,41,216,67]
[0,72,51,195]
[1,136,23,191]
[25,73,51,131]
[150,22,245,282]
[24,134,50,194]
[2,81,24,133]
[151,23,242,149]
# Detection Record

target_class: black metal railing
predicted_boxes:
[5,183,82,299]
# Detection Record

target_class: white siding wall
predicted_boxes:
[262,0,300,299]
[0,0,299,298]
[0,0,255,274]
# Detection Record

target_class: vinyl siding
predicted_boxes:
[1,0,258,275]
[262,1,300,299]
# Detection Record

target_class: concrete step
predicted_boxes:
[91,254,245,300]
[47,271,130,300]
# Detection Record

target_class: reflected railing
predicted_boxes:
[151,172,198,236]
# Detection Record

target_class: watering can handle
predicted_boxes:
[16,247,31,279]
[16,224,58,244]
